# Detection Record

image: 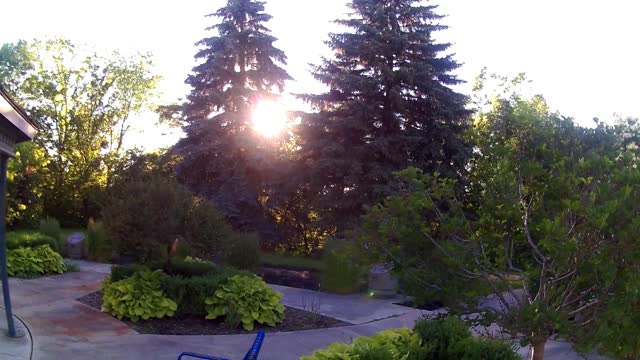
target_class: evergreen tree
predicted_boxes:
[296,0,471,231]
[175,0,291,238]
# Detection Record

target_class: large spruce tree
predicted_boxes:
[296,0,471,231]
[175,0,290,238]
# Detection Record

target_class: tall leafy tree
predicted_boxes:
[175,0,291,239]
[0,39,159,225]
[295,0,471,232]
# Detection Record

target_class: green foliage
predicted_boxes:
[6,142,48,228]
[184,198,233,260]
[160,273,237,317]
[260,252,324,272]
[301,318,518,360]
[102,178,236,263]
[300,329,422,360]
[101,270,177,322]
[413,317,472,358]
[39,217,61,245]
[224,233,260,271]
[321,239,363,294]
[168,258,244,279]
[86,219,111,261]
[110,264,150,282]
[6,232,59,253]
[204,275,285,331]
[0,39,159,226]
[102,178,192,262]
[293,0,470,234]
[7,245,67,278]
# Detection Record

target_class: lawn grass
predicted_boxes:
[259,252,325,272]
[7,228,84,247]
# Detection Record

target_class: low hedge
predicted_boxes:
[300,317,519,360]
[7,233,60,253]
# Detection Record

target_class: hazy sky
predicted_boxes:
[2,0,639,149]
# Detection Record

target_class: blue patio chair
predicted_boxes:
[178,331,265,360]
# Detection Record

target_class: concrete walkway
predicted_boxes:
[0,260,607,360]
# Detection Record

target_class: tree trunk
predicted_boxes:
[529,336,547,360]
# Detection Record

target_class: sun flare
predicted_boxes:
[252,100,288,137]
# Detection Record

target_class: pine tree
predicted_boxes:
[296,0,471,231]
[175,0,291,237]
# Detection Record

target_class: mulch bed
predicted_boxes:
[258,266,321,291]
[77,291,349,335]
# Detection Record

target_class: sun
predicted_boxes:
[252,100,288,137]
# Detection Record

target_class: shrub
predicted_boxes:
[101,270,177,321]
[184,198,232,259]
[86,219,111,261]
[110,264,150,282]
[450,337,520,360]
[102,178,236,263]
[6,233,59,253]
[39,217,61,244]
[224,233,260,271]
[7,245,67,278]
[165,258,220,277]
[204,275,285,331]
[321,239,363,294]
[300,329,422,360]
[301,318,518,360]
[102,178,193,262]
[160,272,237,317]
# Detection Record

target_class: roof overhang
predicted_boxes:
[0,87,38,156]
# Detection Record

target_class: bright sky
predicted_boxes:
[2,0,639,149]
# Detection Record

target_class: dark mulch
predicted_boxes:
[394,299,444,311]
[258,266,321,291]
[77,291,349,335]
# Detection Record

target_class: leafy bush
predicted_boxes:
[86,219,111,261]
[102,178,236,263]
[413,317,472,358]
[450,337,520,360]
[224,233,260,271]
[301,318,518,360]
[101,270,177,321]
[301,329,422,360]
[110,264,150,282]
[7,245,67,278]
[166,257,221,277]
[204,275,285,331]
[39,217,61,245]
[184,198,232,259]
[321,239,363,294]
[160,272,237,317]
[6,232,59,253]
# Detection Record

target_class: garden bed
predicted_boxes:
[78,291,349,335]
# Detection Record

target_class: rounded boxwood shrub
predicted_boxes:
[204,274,285,331]
[101,270,177,322]
[7,245,67,278]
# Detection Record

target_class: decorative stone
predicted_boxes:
[66,232,85,259]
[368,263,398,298]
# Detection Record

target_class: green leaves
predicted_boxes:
[204,274,285,331]
[7,245,67,278]
[101,270,177,322]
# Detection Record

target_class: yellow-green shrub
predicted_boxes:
[7,245,66,278]
[204,274,285,331]
[101,270,177,321]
